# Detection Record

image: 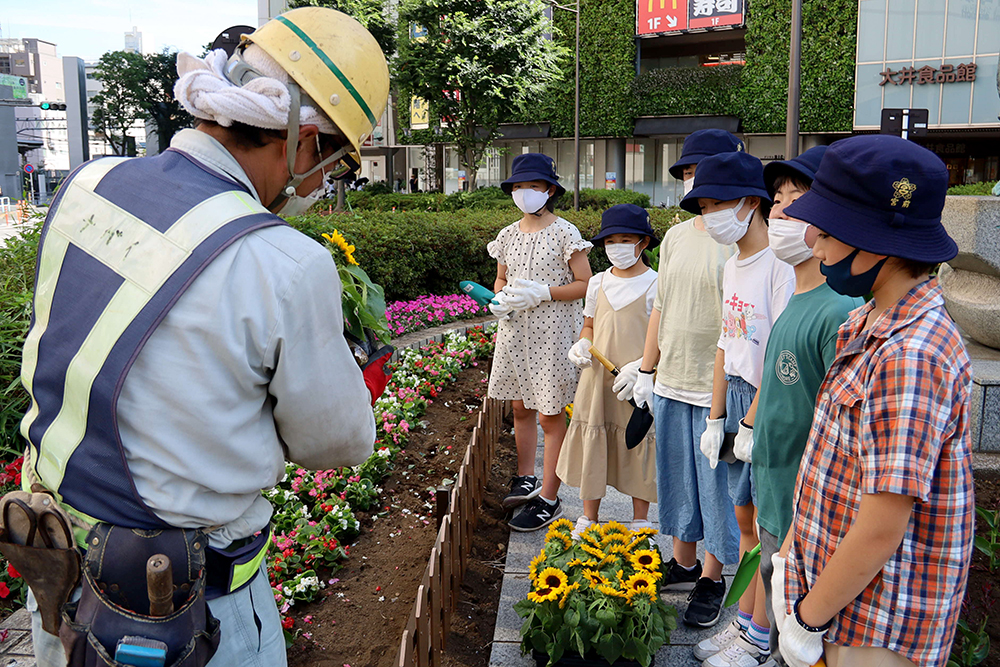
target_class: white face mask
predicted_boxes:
[513,188,550,215]
[683,177,695,196]
[702,197,754,245]
[767,218,814,266]
[277,184,325,217]
[277,135,328,217]
[605,242,641,270]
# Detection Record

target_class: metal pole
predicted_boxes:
[574,0,581,211]
[785,0,802,160]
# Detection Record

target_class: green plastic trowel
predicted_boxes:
[723,543,761,607]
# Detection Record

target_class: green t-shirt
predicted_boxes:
[753,282,863,540]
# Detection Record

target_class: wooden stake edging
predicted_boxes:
[395,397,507,667]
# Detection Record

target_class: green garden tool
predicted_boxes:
[723,543,761,607]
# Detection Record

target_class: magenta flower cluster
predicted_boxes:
[385,294,486,337]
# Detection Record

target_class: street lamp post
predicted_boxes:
[553,0,581,211]
[785,0,802,160]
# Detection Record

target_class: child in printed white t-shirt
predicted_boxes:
[680,151,794,667]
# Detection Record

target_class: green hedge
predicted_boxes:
[947,180,998,196]
[0,221,42,453]
[288,207,688,301]
[632,66,744,118]
[339,188,651,212]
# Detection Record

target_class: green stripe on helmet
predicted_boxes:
[274,15,378,130]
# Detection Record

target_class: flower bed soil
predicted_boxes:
[286,363,516,667]
[963,468,1000,667]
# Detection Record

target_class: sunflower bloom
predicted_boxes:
[558,582,581,609]
[606,542,629,555]
[529,553,546,584]
[630,549,661,572]
[550,517,574,532]
[601,520,629,537]
[322,229,359,266]
[580,543,606,560]
[624,571,657,598]
[597,583,629,599]
[537,567,568,592]
[527,586,560,603]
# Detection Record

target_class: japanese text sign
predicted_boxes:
[637,0,743,36]
[879,62,977,86]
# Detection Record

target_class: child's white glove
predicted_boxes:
[780,600,828,667]
[504,278,551,310]
[733,420,754,463]
[633,372,654,409]
[488,292,513,318]
[612,359,643,401]
[770,553,787,633]
[568,338,593,368]
[700,417,725,469]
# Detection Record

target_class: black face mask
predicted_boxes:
[819,248,887,297]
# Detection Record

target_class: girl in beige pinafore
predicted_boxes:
[557,204,659,537]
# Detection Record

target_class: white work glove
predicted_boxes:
[568,338,593,368]
[488,292,513,318]
[780,602,828,667]
[734,420,754,463]
[612,359,643,402]
[504,278,551,310]
[769,553,787,633]
[633,372,654,409]
[700,417,725,469]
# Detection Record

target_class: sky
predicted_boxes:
[3,0,259,61]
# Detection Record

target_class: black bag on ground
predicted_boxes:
[59,524,221,667]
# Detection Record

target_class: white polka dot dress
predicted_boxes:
[486,218,592,416]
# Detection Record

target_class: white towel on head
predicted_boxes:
[174,48,337,135]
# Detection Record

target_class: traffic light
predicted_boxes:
[39,101,66,111]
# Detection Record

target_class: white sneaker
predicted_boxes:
[703,634,772,667]
[693,619,741,661]
[571,515,597,540]
[630,519,654,531]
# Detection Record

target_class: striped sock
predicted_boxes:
[737,609,752,631]
[747,621,771,652]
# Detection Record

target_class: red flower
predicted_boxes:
[0,582,9,599]
[7,563,19,579]
[281,617,294,630]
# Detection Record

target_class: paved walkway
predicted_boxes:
[488,425,740,667]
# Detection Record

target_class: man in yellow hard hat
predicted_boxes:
[16,8,389,666]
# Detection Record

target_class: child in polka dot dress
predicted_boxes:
[487,154,593,532]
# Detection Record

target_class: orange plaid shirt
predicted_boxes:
[784,279,974,666]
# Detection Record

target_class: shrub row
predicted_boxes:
[340,187,651,212]
[947,181,998,196]
[287,207,689,302]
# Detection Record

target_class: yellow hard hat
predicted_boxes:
[245,6,390,159]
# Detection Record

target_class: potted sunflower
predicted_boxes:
[514,519,677,667]
[322,229,391,361]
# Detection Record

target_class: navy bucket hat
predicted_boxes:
[591,204,660,247]
[668,129,745,180]
[500,153,566,197]
[763,145,828,198]
[784,135,957,263]
[679,151,771,215]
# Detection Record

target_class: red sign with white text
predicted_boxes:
[637,0,688,35]
[637,0,743,35]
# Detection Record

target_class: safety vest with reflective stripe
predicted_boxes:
[20,148,286,533]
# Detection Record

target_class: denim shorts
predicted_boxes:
[724,374,755,508]
[652,393,741,565]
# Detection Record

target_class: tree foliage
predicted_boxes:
[144,51,192,153]
[288,0,397,56]
[90,51,148,156]
[395,0,567,190]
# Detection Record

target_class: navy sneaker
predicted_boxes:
[662,557,703,591]
[502,475,541,509]
[683,576,726,627]
[509,496,563,532]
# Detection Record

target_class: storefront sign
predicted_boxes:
[879,63,977,86]
[410,97,429,129]
[605,172,617,188]
[636,0,743,36]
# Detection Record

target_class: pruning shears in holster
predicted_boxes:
[345,327,395,405]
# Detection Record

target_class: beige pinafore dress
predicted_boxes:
[556,277,657,502]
